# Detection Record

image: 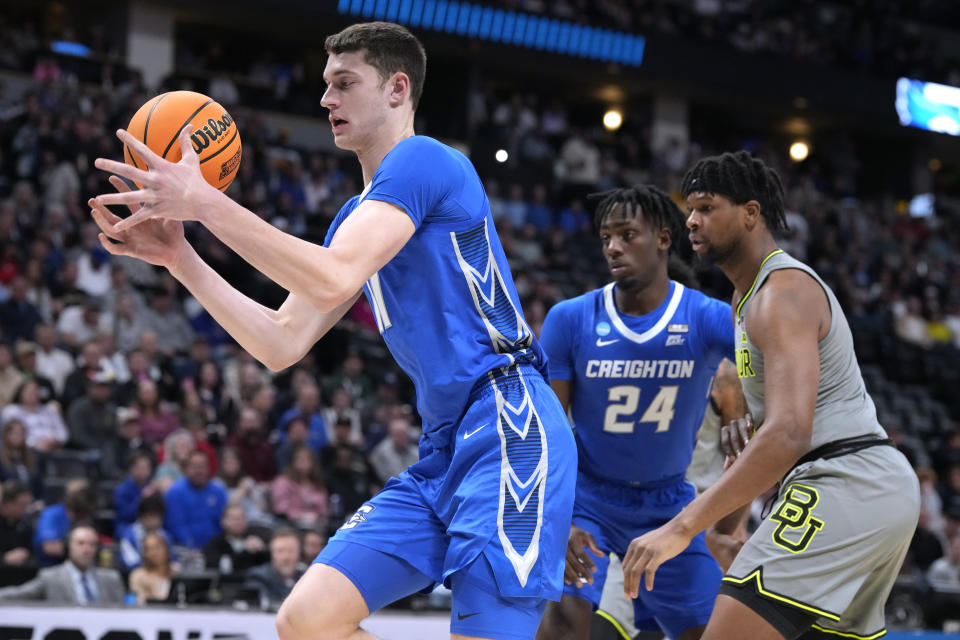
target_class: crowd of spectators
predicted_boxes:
[491,0,960,85]
[5,0,960,131]
[135,1,960,119]
[0,4,958,626]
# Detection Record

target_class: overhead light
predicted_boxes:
[789,141,809,162]
[495,149,508,163]
[603,109,623,131]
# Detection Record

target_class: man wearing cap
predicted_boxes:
[66,367,118,450]
[60,341,106,411]
[100,408,154,480]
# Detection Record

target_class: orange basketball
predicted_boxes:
[124,91,242,192]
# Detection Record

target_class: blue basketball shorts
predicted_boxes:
[315,364,577,639]
[563,472,721,638]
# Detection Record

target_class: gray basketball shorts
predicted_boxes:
[720,444,919,639]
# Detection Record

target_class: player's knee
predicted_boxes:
[276,592,350,640]
[276,597,322,640]
[277,565,370,640]
[275,598,302,640]
[275,603,297,640]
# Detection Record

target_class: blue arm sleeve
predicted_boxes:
[363,137,461,228]
[699,298,736,364]
[539,300,578,381]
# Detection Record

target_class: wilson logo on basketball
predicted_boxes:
[191,113,235,153]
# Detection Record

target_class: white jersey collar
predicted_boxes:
[602,281,685,344]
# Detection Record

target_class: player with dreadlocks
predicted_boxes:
[620,151,919,640]
[537,185,745,640]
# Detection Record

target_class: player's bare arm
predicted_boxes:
[712,358,747,427]
[93,126,415,313]
[549,379,572,413]
[705,358,750,570]
[621,268,827,596]
[90,177,359,371]
[711,357,751,461]
[203,193,414,312]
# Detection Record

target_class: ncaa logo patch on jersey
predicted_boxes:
[595,322,612,337]
[667,323,688,333]
[666,334,685,346]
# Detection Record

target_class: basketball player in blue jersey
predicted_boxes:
[535,186,738,640]
[88,21,577,640]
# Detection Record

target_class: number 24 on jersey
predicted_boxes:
[603,385,678,434]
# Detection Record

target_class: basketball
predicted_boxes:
[124,91,242,192]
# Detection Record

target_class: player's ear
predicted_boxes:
[658,227,672,251]
[388,71,411,108]
[743,200,762,230]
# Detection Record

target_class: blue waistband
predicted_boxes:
[419,362,545,452]
[466,362,544,404]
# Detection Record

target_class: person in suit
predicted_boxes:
[0,524,125,604]
[244,528,303,609]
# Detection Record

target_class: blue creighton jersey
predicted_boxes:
[324,136,545,435]
[540,282,733,485]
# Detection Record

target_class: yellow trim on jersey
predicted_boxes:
[735,249,784,322]
[810,623,887,639]
[721,568,841,621]
[596,609,632,640]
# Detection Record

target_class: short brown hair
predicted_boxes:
[271,528,300,544]
[325,22,427,110]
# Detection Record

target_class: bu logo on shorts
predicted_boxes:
[770,484,824,553]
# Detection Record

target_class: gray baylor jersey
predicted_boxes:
[733,249,886,450]
[724,249,919,638]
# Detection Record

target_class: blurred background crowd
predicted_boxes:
[0,0,958,629]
